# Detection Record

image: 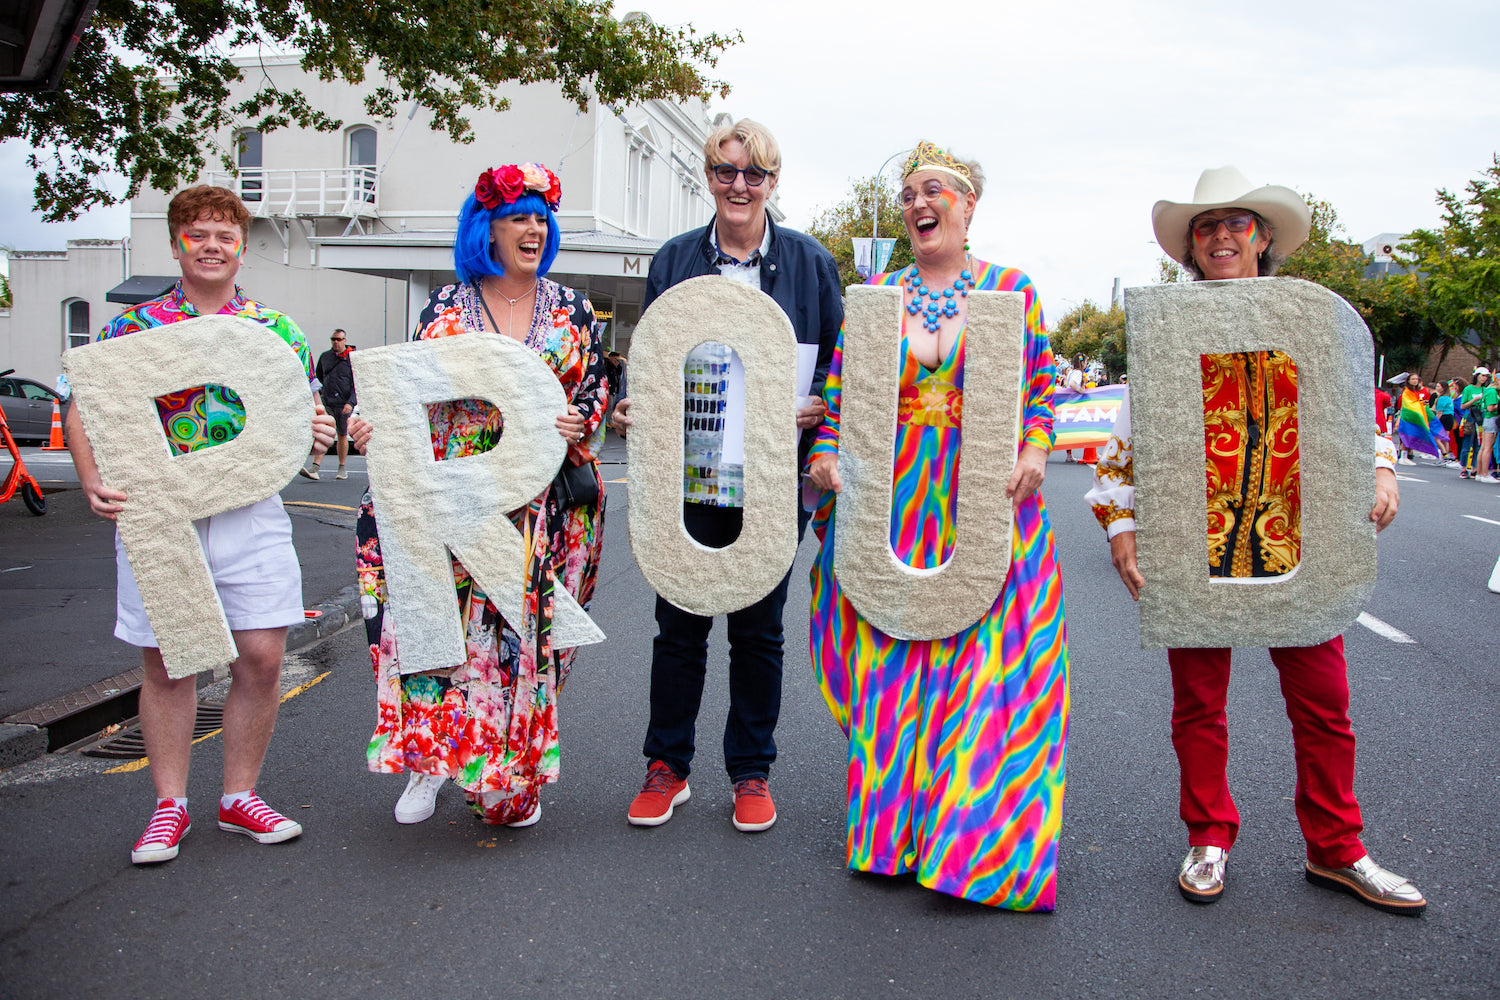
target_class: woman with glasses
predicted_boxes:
[610,118,842,833]
[805,141,1070,910]
[349,162,610,828]
[1087,166,1424,915]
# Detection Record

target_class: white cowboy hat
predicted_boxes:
[1387,371,1411,385]
[1152,166,1312,266]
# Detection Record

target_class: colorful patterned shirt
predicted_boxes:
[98,281,314,454]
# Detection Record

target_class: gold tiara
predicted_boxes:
[903,140,972,189]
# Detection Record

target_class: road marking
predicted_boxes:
[284,501,356,512]
[105,671,331,774]
[2,565,32,573]
[1394,475,1428,482]
[1463,515,1500,527]
[1357,612,1416,644]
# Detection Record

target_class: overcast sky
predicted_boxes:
[4,0,1498,316]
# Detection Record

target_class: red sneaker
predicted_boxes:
[218,792,303,844]
[732,776,777,832]
[131,801,190,865]
[627,761,690,827]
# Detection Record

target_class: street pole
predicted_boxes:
[872,149,909,246]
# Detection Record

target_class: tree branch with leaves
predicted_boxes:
[1,0,740,221]
[806,174,913,292]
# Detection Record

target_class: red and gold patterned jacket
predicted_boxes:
[1086,351,1396,579]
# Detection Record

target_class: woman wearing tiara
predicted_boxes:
[806,141,1070,910]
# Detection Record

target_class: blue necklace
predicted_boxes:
[905,260,976,333]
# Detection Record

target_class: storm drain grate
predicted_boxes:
[80,703,225,760]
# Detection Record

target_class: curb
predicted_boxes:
[0,583,365,771]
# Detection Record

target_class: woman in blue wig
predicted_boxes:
[352,162,611,828]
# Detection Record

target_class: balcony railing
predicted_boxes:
[206,167,379,219]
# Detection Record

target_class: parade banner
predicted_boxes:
[1051,384,1126,450]
[353,334,604,674]
[1126,278,1377,650]
[62,316,313,679]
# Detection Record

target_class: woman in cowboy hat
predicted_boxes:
[1085,166,1425,915]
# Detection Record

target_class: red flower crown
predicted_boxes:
[474,162,562,212]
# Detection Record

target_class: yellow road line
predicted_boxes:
[105,671,332,774]
[284,501,357,512]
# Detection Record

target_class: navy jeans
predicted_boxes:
[643,500,810,782]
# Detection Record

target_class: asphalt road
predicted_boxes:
[0,450,371,717]
[1,457,1497,998]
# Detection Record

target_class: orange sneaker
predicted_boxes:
[732,776,777,832]
[627,761,690,827]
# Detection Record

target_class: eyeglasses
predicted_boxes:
[1191,213,1256,237]
[711,164,772,187]
[899,179,950,208]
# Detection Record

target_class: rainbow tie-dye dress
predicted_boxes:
[808,261,1070,910]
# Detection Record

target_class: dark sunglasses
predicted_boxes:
[1191,213,1256,237]
[711,163,772,187]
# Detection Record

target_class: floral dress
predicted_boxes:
[808,261,1070,910]
[358,279,609,824]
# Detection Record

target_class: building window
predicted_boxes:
[65,299,90,349]
[237,129,263,203]
[626,142,651,234]
[347,126,377,203]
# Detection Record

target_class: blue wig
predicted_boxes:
[453,191,561,284]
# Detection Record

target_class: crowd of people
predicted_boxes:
[1387,369,1500,482]
[67,124,1461,919]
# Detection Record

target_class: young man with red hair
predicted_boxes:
[66,185,336,865]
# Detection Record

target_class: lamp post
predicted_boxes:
[852,149,909,280]
[872,149,908,244]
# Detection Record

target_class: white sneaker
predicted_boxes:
[1478,474,1500,484]
[394,772,445,824]
[1397,456,1416,466]
[298,466,320,480]
[335,469,348,480]
[506,802,542,828]
[1445,460,1461,468]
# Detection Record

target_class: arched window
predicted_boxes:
[347,126,377,203]
[237,129,263,203]
[64,298,90,350]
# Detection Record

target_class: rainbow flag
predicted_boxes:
[1051,384,1126,450]
[1397,388,1446,458]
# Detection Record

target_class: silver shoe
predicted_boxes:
[1305,855,1426,916]
[1178,845,1227,903]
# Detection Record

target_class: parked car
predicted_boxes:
[0,372,63,445]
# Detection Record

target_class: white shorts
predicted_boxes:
[114,495,304,648]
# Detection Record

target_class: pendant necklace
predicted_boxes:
[480,277,536,338]
[905,256,975,333]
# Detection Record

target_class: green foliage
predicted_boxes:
[0,1,740,221]
[1049,300,1126,382]
[0,272,10,309]
[805,174,913,291]
[1279,192,1438,374]
[1398,154,1500,368]
[1156,255,1186,284]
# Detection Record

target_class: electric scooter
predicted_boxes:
[0,369,48,515]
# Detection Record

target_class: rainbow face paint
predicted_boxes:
[177,230,245,257]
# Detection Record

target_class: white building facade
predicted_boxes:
[2,50,776,382]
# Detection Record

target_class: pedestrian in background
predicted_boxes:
[302,329,357,480]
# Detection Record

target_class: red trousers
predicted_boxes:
[1167,636,1366,868]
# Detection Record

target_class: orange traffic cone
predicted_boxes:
[1081,444,1099,466]
[42,398,67,450]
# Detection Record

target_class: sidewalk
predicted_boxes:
[0,449,371,760]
